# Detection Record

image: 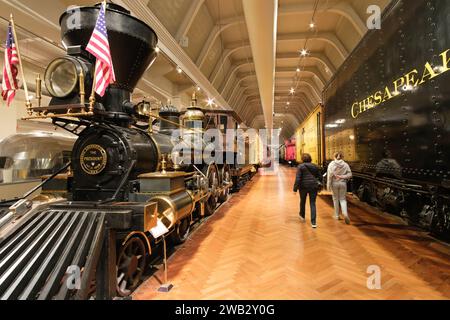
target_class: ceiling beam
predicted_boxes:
[175,0,206,42]
[238,92,314,119]
[210,44,252,85]
[118,0,231,110]
[213,34,343,97]
[225,51,333,102]
[202,1,362,83]
[220,60,254,97]
[196,15,245,68]
[238,76,323,100]
[222,62,325,106]
[276,52,336,75]
[279,0,367,37]
[277,32,348,60]
[275,67,326,86]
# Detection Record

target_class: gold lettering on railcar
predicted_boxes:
[80,144,107,175]
[350,49,450,119]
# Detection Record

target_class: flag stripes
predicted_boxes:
[2,22,19,106]
[85,2,115,97]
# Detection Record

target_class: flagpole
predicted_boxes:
[9,14,32,115]
[88,62,97,114]
[87,0,107,114]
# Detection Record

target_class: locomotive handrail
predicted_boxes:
[100,160,137,205]
[145,112,205,135]
[193,165,208,179]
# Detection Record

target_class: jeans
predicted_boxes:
[299,190,318,225]
[331,181,349,218]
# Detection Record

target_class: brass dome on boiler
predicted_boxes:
[183,93,205,128]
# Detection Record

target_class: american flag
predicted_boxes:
[86,2,116,97]
[2,22,19,106]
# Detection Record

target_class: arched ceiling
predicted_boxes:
[139,0,391,140]
[1,0,392,141]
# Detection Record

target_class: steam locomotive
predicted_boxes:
[323,0,450,238]
[0,3,257,300]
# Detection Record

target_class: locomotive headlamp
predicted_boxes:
[134,101,152,117]
[44,57,80,98]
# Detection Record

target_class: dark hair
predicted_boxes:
[302,153,312,163]
[334,152,344,160]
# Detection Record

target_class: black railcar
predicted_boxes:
[324,0,450,237]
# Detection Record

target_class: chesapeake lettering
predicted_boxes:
[351,49,450,119]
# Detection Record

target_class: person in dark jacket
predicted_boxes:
[293,153,322,228]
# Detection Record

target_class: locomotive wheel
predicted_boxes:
[172,215,192,245]
[431,204,450,238]
[116,237,146,297]
[219,165,231,203]
[204,164,219,216]
[356,183,370,204]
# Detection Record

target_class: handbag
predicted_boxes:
[304,165,323,191]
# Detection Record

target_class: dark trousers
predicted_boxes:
[299,190,318,224]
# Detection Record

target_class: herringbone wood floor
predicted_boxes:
[133,167,450,300]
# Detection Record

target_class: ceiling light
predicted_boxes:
[196,85,201,91]
[296,67,301,73]
[290,88,295,94]
[155,47,160,53]
[300,49,309,57]
[287,102,290,106]
[176,66,183,74]
[207,98,214,106]
[309,21,316,29]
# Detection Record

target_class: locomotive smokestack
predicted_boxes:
[60,3,158,92]
[59,3,158,124]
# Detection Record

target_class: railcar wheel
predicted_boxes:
[431,204,450,238]
[356,184,368,203]
[204,164,219,216]
[172,215,192,245]
[116,237,146,297]
[219,165,231,203]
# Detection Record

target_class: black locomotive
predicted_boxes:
[324,0,450,238]
[0,3,256,300]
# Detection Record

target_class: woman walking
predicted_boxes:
[327,152,352,224]
[293,154,322,228]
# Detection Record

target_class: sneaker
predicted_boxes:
[312,224,317,229]
[299,216,306,223]
[344,216,351,225]
[333,215,341,220]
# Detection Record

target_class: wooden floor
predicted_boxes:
[133,166,450,300]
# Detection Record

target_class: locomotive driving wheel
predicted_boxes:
[204,164,219,216]
[116,237,147,297]
[219,164,231,203]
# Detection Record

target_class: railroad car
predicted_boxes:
[323,0,450,238]
[294,104,324,166]
[290,0,449,239]
[284,139,297,166]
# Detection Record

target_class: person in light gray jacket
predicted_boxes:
[327,152,353,224]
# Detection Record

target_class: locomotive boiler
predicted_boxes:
[0,3,255,300]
